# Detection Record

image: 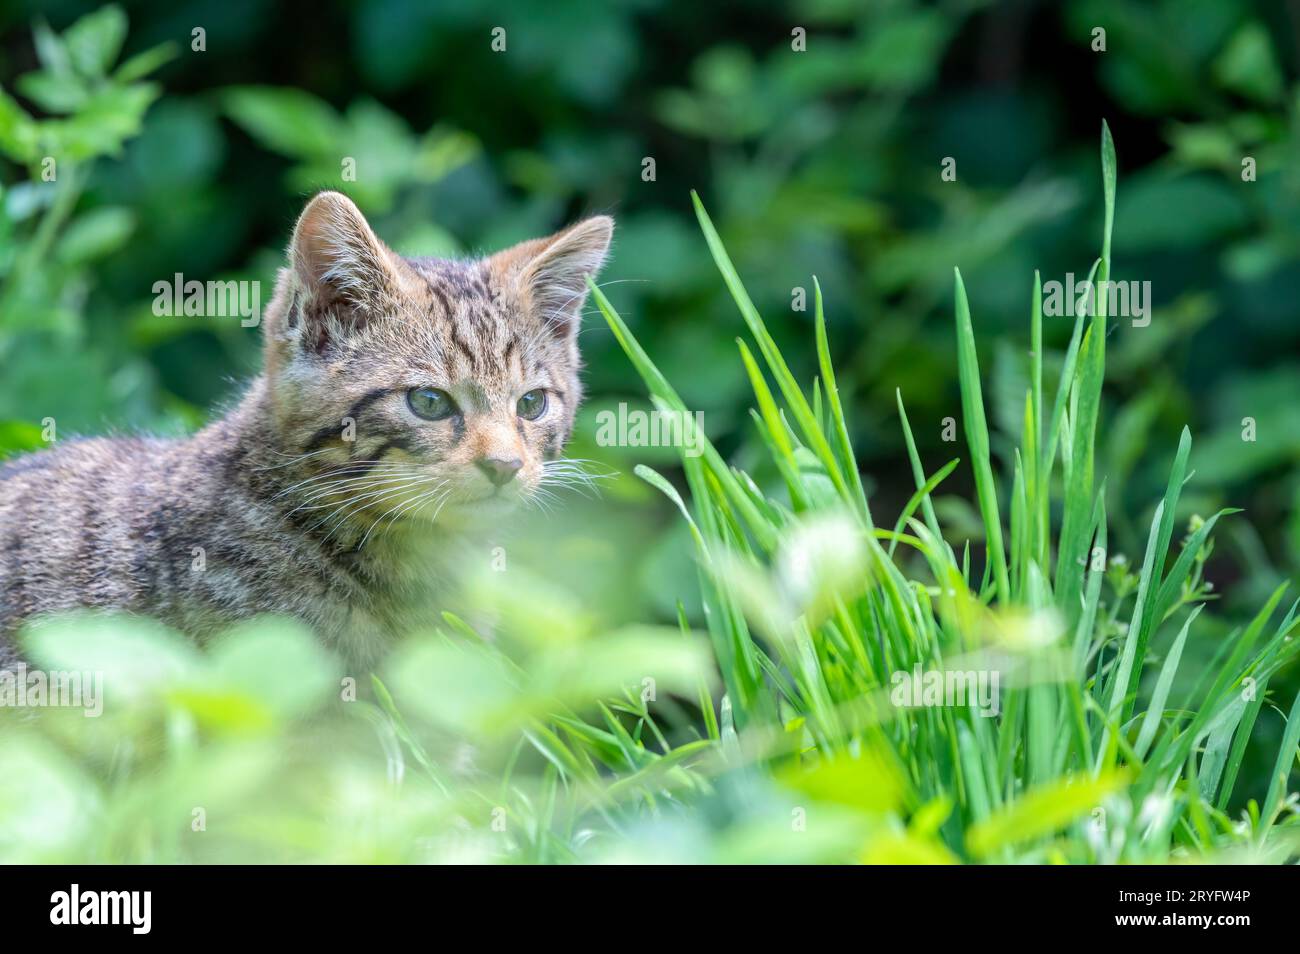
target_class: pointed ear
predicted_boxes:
[494,216,613,339]
[287,191,402,350]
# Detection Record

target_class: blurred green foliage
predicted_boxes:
[1,580,723,863]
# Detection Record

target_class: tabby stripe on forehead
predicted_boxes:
[447,322,480,372]
[426,280,452,318]
[302,387,391,451]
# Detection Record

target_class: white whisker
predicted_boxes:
[313,476,441,541]
[357,481,451,549]
[285,470,425,510]
[271,462,421,500]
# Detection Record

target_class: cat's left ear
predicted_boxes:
[494,216,614,339]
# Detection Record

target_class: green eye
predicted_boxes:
[517,389,547,421]
[407,387,457,421]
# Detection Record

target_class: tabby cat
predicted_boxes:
[0,192,613,667]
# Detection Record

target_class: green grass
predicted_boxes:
[4,124,1298,864]
[587,122,1300,863]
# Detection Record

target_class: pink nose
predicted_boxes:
[477,456,522,486]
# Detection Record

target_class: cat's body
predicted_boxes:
[0,193,612,668]
[0,382,452,668]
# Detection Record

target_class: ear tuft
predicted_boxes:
[502,216,614,339]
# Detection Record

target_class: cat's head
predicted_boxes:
[262,191,612,525]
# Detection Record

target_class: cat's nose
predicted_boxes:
[477,456,522,486]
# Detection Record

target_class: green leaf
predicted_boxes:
[223,86,342,158]
[1153,508,1238,622]
[63,5,128,78]
[52,83,162,160]
[0,90,39,162]
[1134,606,1200,759]
[413,126,479,182]
[590,278,778,551]
[21,614,201,707]
[780,747,907,814]
[0,420,46,459]
[55,206,135,263]
[1260,688,1300,832]
[1100,119,1116,263]
[32,20,73,77]
[1212,22,1284,103]
[692,192,850,506]
[15,71,88,114]
[0,736,101,862]
[953,268,1009,604]
[113,41,178,84]
[966,770,1129,858]
[207,618,341,720]
[814,277,870,524]
[1111,428,1191,725]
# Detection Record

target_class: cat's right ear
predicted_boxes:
[278,191,403,353]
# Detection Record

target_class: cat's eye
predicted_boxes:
[517,389,547,421]
[407,387,458,421]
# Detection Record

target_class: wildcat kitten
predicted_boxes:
[0,192,613,667]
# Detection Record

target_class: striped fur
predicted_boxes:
[0,192,613,668]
